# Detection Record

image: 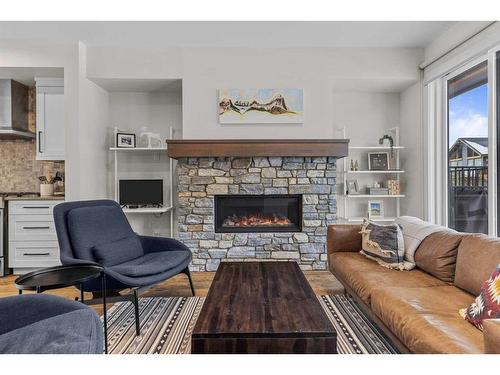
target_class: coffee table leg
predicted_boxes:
[101,272,108,354]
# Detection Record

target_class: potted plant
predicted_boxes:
[38,174,62,197]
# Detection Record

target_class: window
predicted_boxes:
[447,61,488,234]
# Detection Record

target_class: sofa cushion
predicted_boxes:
[360,219,411,270]
[330,252,446,305]
[455,234,500,295]
[109,250,190,277]
[395,216,445,265]
[483,319,500,354]
[370,286,483,353]
[415,230,464,283]
[460,264,500,330]
[93,235,144,267]
[67,205,135,261]
[0,309,102,354]
[0,294,102,354]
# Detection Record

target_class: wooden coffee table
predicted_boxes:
[192,262,337,354]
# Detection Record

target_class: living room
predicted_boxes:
[1,1,500,373]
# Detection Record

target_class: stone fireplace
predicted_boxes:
[176,156,338,271]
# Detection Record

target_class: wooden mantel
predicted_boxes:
[166,139,349,159]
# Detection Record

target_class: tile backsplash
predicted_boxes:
[0,140,64,192]
[0,86,65,192]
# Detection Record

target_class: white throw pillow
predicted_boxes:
[394,216,444,265]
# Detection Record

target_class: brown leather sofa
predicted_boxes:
[327,223,500,354]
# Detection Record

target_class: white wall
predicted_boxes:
[86,46,423,140]
[77,42,110,199]
[400,82,423,218]
[1,39,425,220]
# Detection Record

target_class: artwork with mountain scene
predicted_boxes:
[218,88,304,124]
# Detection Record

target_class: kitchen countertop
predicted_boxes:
[0,196,65,208]
[3,196,65,201]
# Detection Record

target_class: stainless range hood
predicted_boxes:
[0,79,35,140]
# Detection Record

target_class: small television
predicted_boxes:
[119,179,163,207]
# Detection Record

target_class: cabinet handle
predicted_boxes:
[22,226,50,230]
[38,131,43,153]
[23,253,50,256]
[22,206,50,209]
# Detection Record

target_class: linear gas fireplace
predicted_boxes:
[214,194,302,233]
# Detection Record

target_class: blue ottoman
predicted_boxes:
[0,294,103,354]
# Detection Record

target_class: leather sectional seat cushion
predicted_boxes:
[330,252,446,305]
[370,286,483,353]
[414,230,464,283]
[454,234,500,296]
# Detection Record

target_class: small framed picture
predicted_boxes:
[346,180,359,195]
[368,152,390,171]
[368,200,384,218]
[116,133,136,148]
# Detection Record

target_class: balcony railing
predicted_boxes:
[448,166,488,187]
[448,166,488,234]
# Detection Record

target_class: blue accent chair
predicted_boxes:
[53,200,194,335]
[0,294,103,354]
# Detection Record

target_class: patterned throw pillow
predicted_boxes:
[460,264,500,330]
[359,219,413,271]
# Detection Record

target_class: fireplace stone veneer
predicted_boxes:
[176,156,337,271]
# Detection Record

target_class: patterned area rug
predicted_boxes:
[105,295,399,354]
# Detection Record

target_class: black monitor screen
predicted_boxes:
[119,180,163,206]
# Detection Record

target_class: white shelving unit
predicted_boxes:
[110,127,175,235]
[338,126,405,224]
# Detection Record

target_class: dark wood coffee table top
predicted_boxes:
[193,261,335,338]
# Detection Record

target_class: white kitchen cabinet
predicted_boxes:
[35,78,65,161]
[8,200,62,273]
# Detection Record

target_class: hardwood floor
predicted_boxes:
[0,270,344,314]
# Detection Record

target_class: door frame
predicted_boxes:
[441,55,490,231]
[488,43,500,235]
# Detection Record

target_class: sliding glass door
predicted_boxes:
[447,61,489,233]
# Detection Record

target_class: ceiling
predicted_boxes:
[0,21,455,48]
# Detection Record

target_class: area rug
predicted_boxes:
[105,295,399,354]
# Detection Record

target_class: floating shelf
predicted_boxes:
[343,170,405,174]
[109,147,167,151]
[122,206,173,214]
[346,194,405,198]
[349,146,404,150]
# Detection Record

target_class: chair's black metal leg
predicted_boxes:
[80,283,84,303]
[133,289,140,336]
[102,272,108,354]
[184,267,195,296]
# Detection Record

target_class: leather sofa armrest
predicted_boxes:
[484,319,500,354]
[327,224,362,254]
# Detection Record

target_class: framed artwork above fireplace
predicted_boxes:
[218,88,304,124]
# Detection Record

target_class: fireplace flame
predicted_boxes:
[222,213,293,227]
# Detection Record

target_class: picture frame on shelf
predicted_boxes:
[367,200,384,219]
[368,152,390,170]
[116,132,136,148]
[346,180,359,195]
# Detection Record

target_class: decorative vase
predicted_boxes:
[40,183,54,197]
